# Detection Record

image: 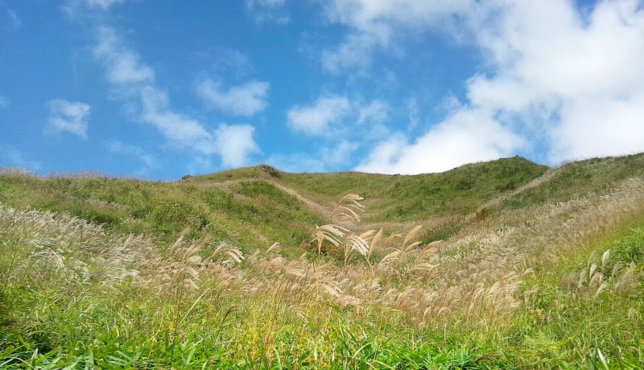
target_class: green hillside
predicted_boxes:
[1,153,642,368]
[195,156,549,221]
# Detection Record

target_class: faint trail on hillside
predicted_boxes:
[267,181,335,219]
[190,178,335,219]
[477,168,560,211]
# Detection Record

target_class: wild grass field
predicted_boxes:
[0,153,642,369]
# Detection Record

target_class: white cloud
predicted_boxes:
[287,94,392,139]
[92,26,261,168]
[550,93,644,161]
[45,99,91,139]
[197,79,269,117]
[357,100,389,124]
[464,0,644,163]
[138,86,211,148]
[320,0,474,72]
[357,109,524,174]
[93,27,208,149]
[322,32,385,72]
[245,0,289,25]
[334,0,644,172]
[213,124,259,167]
[62,0,127,17]
[354,134,407,173]
[287,96,351,135]
[94,27,155,85]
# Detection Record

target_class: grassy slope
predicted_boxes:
[1,153,643,368]
[0,175,322,254]
[0,156,548,252]
[197,156,549,222]
[499,153,644,210]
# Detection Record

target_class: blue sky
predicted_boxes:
[1,0,643,180]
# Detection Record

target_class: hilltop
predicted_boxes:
[0,153,642,368]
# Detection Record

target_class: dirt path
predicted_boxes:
[267,181,335,219]
[189,178,335,219]
[477,167,560,211]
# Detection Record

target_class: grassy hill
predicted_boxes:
[194,155,549,222]
[0,153,642,368]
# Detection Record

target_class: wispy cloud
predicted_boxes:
[196,79,269,117]
[137,86,210,148]
[320,0,472,72]
[94,27,155,85]
[45,99,91,139]
[287,94,391,137]
[280,94,391,171]
[245,0,290,25]
[62,0,128,17]
[287,96,351,135]
[357,100,389,125]
[0,95,9,109]
[91,26,260,167]
[6,9,21,29]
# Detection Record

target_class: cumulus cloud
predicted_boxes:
[213,124,260,167]
[197,79,269,117]
[287,96,351,135]
[465,0,644,163]
[45,99,91,139]
[357,109,524,174]
[327,0,644,173]
[550,93,644,161]
[92,26,260,167]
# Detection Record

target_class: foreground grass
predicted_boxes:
[504,220,643,368]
